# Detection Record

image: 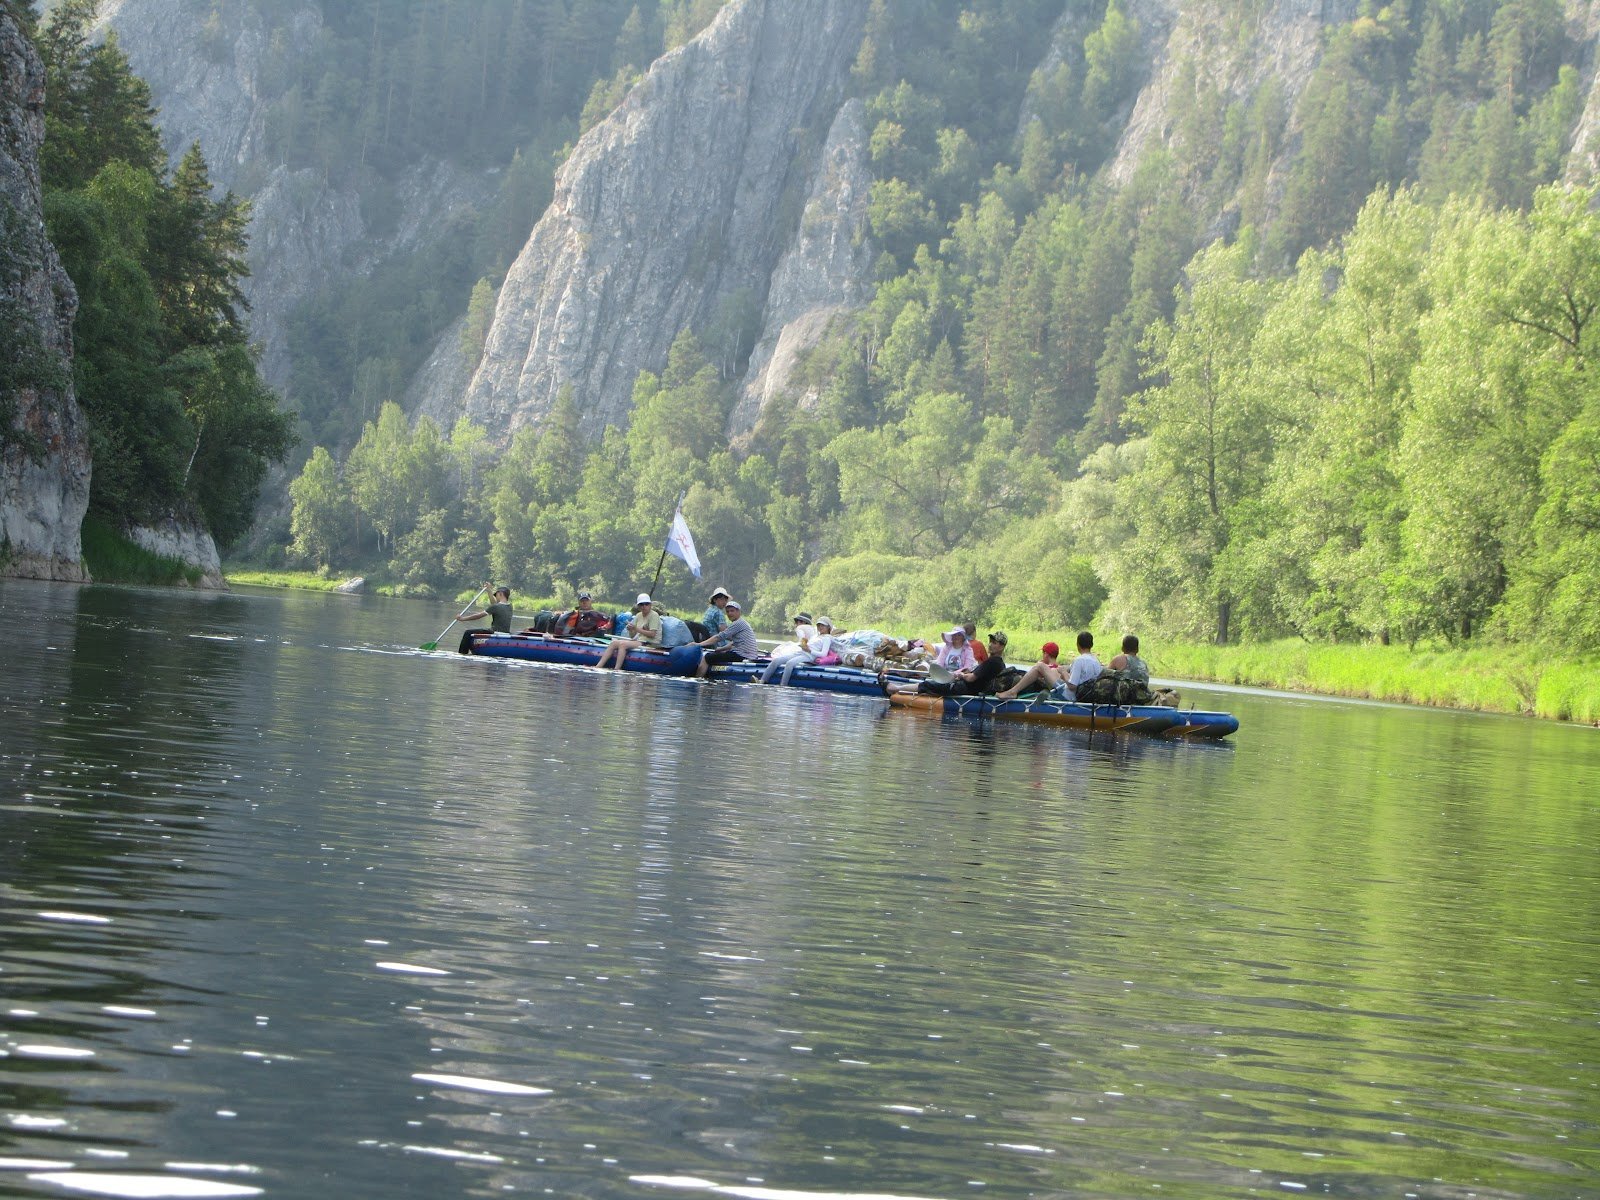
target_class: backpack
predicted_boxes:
[1076,669,1153,706]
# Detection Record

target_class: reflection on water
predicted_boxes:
[1,581,1597,1200]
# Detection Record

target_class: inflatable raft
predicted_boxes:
[459,630,704,675]
[888,690,1238,738]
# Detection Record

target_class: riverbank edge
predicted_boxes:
[1151,639,1600,725]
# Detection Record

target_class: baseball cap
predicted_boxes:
[989,631,1008,645]
[725,599,742,611]
[1042,641,1059,657]
[816,616,833,628]
[577,590,592,600]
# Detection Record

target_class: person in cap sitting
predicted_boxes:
[694,598,758,677]
[760,612,839,685]
[701,586,732,639]
[595,593,663,669]
[556,590,610,638]
[883,631,1008,696]
[759,611,816,683]
[994,640,1064,701]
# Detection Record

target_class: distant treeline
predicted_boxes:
[22,0,293,543]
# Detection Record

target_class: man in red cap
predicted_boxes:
[993,639,1064,701]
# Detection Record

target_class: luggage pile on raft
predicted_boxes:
[456,623,1239,740]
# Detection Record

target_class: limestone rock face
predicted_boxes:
[460,0,866,440]
[128,516,227,590]
[1,10,91,582]
[729,98,874,436]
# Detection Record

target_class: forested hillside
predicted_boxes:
[266,0,1600,656]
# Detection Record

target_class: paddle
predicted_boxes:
[421,584,489,651]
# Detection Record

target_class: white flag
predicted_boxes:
[664,507,701,579]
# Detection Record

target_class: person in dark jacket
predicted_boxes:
[884,632,1007,696]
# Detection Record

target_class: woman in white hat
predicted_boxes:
[595,593,663,669]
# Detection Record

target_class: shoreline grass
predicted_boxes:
[82,516,203,587]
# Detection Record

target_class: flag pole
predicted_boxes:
[649,490,686,598]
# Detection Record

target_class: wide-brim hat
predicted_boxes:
[792,611,813,624]
[709,586,730,600]
[636,593,652,605]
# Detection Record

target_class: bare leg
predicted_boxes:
[995,663,1046,701]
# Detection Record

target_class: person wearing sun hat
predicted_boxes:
[595,593,663,669]
[701,586,732,638]
[694,598,758,677]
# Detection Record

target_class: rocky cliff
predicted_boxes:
[728,97,874,436]
[455,0,866,440]
[1,9,90,582]
[98,0,495,391]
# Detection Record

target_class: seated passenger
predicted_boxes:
[1064,630,1103,699]
[556,590,611,638]
[994,640,1063,701]
[761,614,838,685]
[595,593,662,669]
[962,621,987,662]
[695,599,759,677]
[1109,634,1150,684]
[884,632,1008,696]
[934,627,977,673]
[701,586,731,638]
[761,611,817,683]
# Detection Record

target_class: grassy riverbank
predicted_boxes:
[885,624,1598,724]
[1152,639,1600,724]
[82,516,202,586]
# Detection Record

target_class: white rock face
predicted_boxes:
[127,516,227,589]
[1,10,91,582]
[730,98,874,435]
[1105,0,1359,189]
[459,0,866,440]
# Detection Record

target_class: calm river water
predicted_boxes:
[1,581,1596,1200]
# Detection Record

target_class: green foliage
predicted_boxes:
[243,0,1600,694]
[79,513,202,586]
[34,5,293,548]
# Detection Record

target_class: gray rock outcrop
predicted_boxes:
[1,9,91,582]
[459,0,866,440]
[729,97,874,435]
[128,515,227,589]
[1104,0,1359,189]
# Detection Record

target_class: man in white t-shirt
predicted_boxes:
[1062,630,1102,700]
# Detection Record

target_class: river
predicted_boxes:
[0,581,1595,1200]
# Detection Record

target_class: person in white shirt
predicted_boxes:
[761,611,820,684]
[1062,630,1102,699]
